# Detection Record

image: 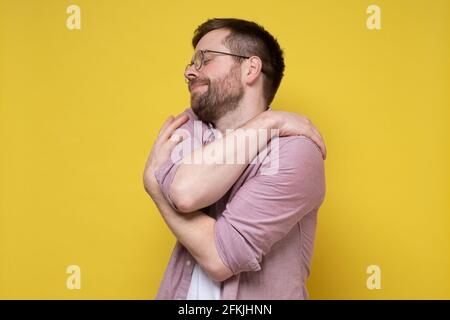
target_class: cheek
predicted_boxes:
[206,61,236,77]
[191,84,208,94]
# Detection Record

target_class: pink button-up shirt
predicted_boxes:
[154,108,325,300]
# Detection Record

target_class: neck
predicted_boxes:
[213,96,267,134]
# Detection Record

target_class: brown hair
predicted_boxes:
[192,18,285,107]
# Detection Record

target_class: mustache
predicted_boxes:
[188,78,210,92]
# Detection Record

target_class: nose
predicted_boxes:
[184,64,198,83]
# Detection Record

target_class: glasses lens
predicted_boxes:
[194,51,203,70]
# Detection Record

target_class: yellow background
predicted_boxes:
[0,0,449,299]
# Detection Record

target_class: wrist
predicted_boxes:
[255,110,278,130]
[257,110,279,138]
[144,170,160,196]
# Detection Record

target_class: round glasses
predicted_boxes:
[185,49,250,73]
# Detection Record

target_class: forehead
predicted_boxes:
[194,28,230,51]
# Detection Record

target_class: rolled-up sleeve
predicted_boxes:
[154,109,202,210]
[214,136,326,274]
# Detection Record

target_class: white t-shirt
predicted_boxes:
[186,263,221,300]
[186,126,222,300]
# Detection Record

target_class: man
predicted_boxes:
[144,18,326,299]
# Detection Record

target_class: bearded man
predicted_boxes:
[144,18,326,300]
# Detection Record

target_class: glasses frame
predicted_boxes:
[185,49,250,72]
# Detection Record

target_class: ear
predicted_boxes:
[244,56,263,85]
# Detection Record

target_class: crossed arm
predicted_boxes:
[169,110,326,213]
[143,110,326,282]
[147,180,233,282]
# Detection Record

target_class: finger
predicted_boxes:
[169,130,189,144]
[302,118,326,160]
[310,126,327,160]
[158,115,174,137]
[309,130,327,160]
[163,130,189,151]
[160,113,189,140]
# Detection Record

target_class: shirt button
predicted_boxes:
[186,260,191,266]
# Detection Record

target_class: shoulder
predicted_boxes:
[274,136,324,168]
[262,135,325,190]
[256,135,325,206]
[183,108,199,121]
[259,135,325,178]
[172,108,199,134]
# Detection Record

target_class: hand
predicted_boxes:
[267,110,327,160]
[143,113,189,196]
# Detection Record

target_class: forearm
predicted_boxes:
[150,186,233,282]
[171,110,278,212]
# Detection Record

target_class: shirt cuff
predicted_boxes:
[214,215,261,275]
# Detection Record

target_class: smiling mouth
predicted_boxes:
[189,83,208,92]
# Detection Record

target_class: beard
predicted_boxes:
[190,64,244,124]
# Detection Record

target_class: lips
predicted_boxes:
[189,82,208,92]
